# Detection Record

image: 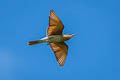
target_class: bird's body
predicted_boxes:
[28,10,76,66]
[29,34,73,45]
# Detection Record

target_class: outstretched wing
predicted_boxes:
[47,10,64,36]
[50,42,68,66]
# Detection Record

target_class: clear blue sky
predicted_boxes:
[0,0,120,80]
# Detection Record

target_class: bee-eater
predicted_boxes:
[28,10,76,66]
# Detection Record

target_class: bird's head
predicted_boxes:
[63,34,78,40]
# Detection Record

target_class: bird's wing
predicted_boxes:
[50,42,68,66]
[47,10,64,36]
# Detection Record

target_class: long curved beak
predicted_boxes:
[72,34,79,37]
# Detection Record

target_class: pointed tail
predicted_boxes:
[28,40,46,45]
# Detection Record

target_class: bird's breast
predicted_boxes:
[48,35,65,43]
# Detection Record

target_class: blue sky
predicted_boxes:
[0,0,120,80]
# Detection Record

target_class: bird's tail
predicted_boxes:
[28,40,46,45]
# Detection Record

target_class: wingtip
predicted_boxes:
[50,9,56,14]
[59,64,64,67]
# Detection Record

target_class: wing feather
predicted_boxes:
[47,10,64,36]
[50,42,68,66]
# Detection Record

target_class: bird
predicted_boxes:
[28,10,76,66]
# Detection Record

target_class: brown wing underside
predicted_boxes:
[50,42,68,66]
[47,10,64,36]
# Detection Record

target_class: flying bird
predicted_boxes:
[28,10,76,66]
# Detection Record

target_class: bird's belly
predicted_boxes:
[48,35,64,43]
